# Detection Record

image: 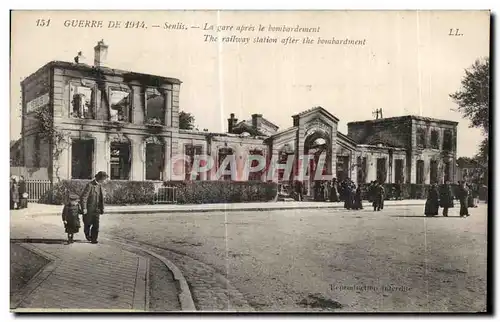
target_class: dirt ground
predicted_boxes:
[10,243,49,295]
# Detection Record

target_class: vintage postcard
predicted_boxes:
[9,10,490,313]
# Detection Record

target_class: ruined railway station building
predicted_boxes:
[20,40,458,196]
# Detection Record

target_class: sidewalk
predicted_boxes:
[10,217,154,312]
[12,199,427,217]
[11,242,149,312]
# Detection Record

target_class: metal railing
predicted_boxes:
[24,180,53,203]
[153,186,177,204]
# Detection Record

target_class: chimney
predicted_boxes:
[251,114,263,130]
[94,39,108,67]
[227,113,238,133]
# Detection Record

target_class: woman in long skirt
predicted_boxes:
[352,185,363,210]
[425,184,439,216]
[330,179,339,202]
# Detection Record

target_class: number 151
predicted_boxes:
[36,19,51,27]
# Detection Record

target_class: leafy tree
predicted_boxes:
[179,111,196,130]
[450,57,490,164]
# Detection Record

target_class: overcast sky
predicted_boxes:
[10,10,490,156]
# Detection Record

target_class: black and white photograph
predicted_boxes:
[8,10,490,313]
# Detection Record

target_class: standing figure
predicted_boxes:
[339,180,346,202]
[81,171,108,244]
[439,181,454,217]
[396,182,403,200]
[367,181,375,203]
[467,183,478,208]
[10,177,19,210]
[425,184,440,216]
[314,181,321,201]
[295,180,303,201]
[62,195,82,244]
[18,176,28,209]
[472,183,479,207]
[323,181,330,202]
[319,181,325,201]
[330,178,339,202]
[373,181,385,211]
[349,181,356,208]
[377,183,385,211]
[458,181,470,217]
[344,181,352,209]
[352,185,363,210]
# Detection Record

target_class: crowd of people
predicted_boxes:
[10,175,27,210]
[293,178,482,216]
[293,178,388,212]
[425,180,478,218]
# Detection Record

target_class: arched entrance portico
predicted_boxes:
[303,129,332,196]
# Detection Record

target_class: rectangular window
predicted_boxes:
[218,147,234,181]
[110,142,131,180]
[356,156,364,184]
[70,84,94,119]
[71,139,94,179]
[395,159,404,183]
[376,158,387,183]
[145,89,166,125]
[336,155,350,182]
[416,160,425,184]
[109,88,131,122]
[145,143,164,181]
[443,129,453,151]
[185,144,203,181]
[444,161,451,182]
[249,150,264,181]
[430,130,440,149]
[430,160,438,184]
[416,128,426,149]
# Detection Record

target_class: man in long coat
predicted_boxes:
[80,171,108,244]
[373,181,385,211]
[439,181,454,217]
[458,181,470,217]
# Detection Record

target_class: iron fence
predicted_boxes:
[25,180,53,203]
[153,186,177,204]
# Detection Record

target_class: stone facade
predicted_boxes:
[20,41,458,189]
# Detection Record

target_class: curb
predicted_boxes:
[104,238,197,312]
[20,202,427,217]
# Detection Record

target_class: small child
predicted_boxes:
[62,194,82,244]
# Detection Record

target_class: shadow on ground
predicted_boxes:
[390,216,466,219]
[10,238,86,244]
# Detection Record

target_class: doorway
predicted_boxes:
[71,139,94,179]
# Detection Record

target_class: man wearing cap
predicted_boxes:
[80,171,108,244]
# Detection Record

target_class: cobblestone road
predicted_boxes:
[13,203,488,312]
[102,204,488,312]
